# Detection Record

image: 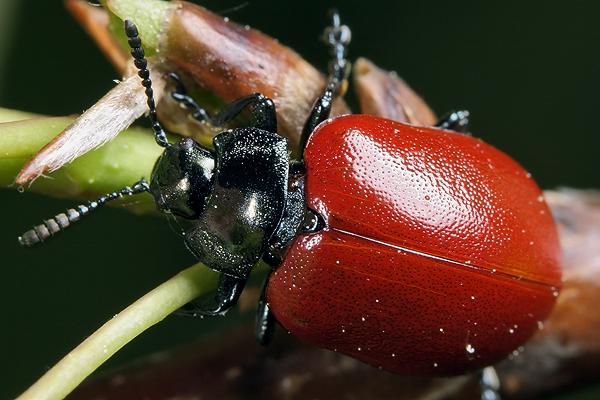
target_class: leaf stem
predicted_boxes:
[17,263,219,400]
[0,109,162,214]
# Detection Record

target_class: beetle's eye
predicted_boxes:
[148,139,215,219]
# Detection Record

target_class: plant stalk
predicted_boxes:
[17,263,219,400]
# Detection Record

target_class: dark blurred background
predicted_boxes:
[0,0,598,398]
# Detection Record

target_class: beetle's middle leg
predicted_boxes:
[177,273,246,317]
[169,73,277,133]
[255,269,276,345]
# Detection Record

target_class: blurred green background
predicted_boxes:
[1,0,598,398]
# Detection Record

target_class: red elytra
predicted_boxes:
[267,114,561,375]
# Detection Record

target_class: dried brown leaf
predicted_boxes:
[354,57,437,126]
[15,70,165,185]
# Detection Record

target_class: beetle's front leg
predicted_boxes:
[434,110,471,133]
[178,273,246,317]
[300,9,351,153]
[169,73,277,133]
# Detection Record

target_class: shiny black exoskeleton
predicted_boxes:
[151,129,292,317]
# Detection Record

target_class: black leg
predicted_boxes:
[124,20,170,148]
[177,273,246,317]
[480,366,501,400]
[434,110,470,133]
[18,179,149,247]
[289,160,307,177]
[169,73,278,133]
[300,9,351,155]
[255,271,276,345]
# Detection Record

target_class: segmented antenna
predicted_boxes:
[124,20,170,148]
[18,180,149,247]
[323,9,351,95]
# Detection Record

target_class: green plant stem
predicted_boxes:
[104,0,175,55]
[0,109,162,213]
[0,107,39,123]
[17,263,219,400]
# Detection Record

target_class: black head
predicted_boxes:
[149,138,215,219]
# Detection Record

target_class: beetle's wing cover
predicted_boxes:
[268,115,562,375]
[303,115,561,287]
[184,128,289,278]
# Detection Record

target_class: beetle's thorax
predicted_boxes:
[164,129,290,278]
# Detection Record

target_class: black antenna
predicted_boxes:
[124,20,170,148]
[18,179,149,247]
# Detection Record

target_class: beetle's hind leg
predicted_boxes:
[177,273,246,317]
[435,110,471,133]
[169,73,277,133]
[300,9,351,155]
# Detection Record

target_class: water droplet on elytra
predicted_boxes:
[465,344,476,354]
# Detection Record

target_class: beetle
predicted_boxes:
[18,11,561,379]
